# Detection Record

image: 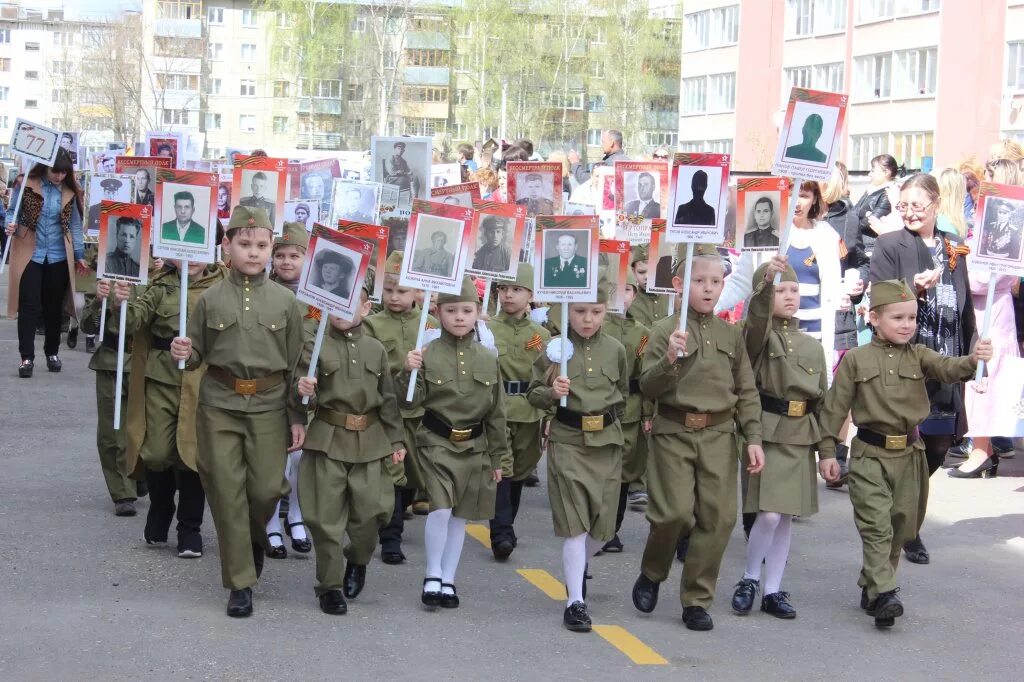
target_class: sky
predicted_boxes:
[48,0,142,20]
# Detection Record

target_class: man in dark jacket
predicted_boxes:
[569,130,628,184]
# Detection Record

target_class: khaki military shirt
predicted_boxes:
[745,280,830,452]
[299,323,405,464]
[527,328,628,448]
[488,311,550,423]
[628,290,670,328]
[397,330,510,471]
[185,269,305,424]
[821,337,976,458]
[81,291,133,373]
[363,306,438,418]
[603,313,651,424]
[640,309,763,444]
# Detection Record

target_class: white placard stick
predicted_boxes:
[974,277,997,382]
[178,260,189,369]
[559,303,569,408]
[98,296,108,343]
[0,165,27,275]
[481,277,492,315]
[113,302,128,430]
[676,247,694,357]
[302,314,329,406]
[667,293,674,316]
[773,178,801,285]
[405,299,432,402]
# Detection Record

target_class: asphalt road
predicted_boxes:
[0,313,1022,680]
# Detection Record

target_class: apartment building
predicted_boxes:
[679,0,1022,171]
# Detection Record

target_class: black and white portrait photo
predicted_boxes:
[330,180,380,226]
[310,246,356,303]
[87,174,134,237]
[238,169,279,226]
[59,131,79,166]
[742,192,781,248]
[284,201,315,230]
[372,136,431,206]
[979,198,1024,261]
[471,215,513,276]
[623,171,661,219]
[541,229,591,289]
[673,165,723,228]
[101,216,143,280]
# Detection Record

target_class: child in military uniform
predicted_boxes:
[363,251,438,564]
[295,282,407,615]
[820,279,991,628]
[265,222,313,559]
[117,259,226,557]
[631,243,765,632]
[730,256,839,620]
[170,206,306,618]
[400,277,509,610]
[487,263,550,559]
[526,287,628,633]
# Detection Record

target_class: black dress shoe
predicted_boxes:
[319,589,348,615]
[492,539,514,561]
[563,601,592,632]
[731,578,758,614]
[267,533,287,559]
[902,536,930,564]
[18,360,33,378]
[860,587,872,613]
[343,563,366,599]
[682,606,714,631]
[523,469,540,487]
[601,534,623,553]
[66,327,78,349]
[676,534,690,562]
[421,577,442,608]
[85,335,97,353]
[252,544,265,579]
[291,537,312,553]
[381,549,405,565]
[440,583,460,609]
[632,573,659,613]
[46,355,61,372]
[761,591,797,619]
[873,589,903,627]
[227,588,253,618]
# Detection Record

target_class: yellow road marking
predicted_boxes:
[464,523,491,548]
[593,625,669,665]
[516,568,566,601]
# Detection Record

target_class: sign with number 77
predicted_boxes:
[10,118,61,166]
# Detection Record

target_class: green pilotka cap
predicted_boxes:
[227,205,272,230]
[436,276,480,306]
[752,262,798,285]
[384,250,403,275]
[274,221,309,251]
[870,279,916,310]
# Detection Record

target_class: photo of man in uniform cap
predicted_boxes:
[104,216,142,279]
[240,171,277,226]
[515,173,555,216]
[472,215,511,273]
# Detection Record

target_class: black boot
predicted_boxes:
[227,588,253,617]
[176,469,206,558]
[319,589,348,615]
[489,477,516,560]
[632,573,659,613]
[143,468,177,545]
[873,589,903,627]
[343,563,366,599]
[902,536,929,564]
[379,486,413,564]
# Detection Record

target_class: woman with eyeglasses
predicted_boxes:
[868,173,976,565]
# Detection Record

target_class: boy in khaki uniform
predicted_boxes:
[625,244,669,329]
[487,263,551,559]
[631,243,765,632]
[170,206,306,618]
[295,282,407,615]
[821,279,991,627]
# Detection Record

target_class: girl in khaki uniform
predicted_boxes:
[400,277,509,609]
[731,257,839,619]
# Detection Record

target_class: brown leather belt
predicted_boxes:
[206,366,284,396]
[315,407,378,431]
[657,404,732,430]
[760,394,817,418]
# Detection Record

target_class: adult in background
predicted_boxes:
[868,173,975,565]
[457,142,478,174]
[846,154,902,281]
[547,151,573,196]
[936,168,968,239]
[5,148,86,377]
[473,167,500,201]
[568,129,627,185]
[821,161,852,241]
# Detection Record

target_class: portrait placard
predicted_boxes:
[11,118,61,166]
[96,201,151,285]
[465,200,527,281]
[296,225,374,321]
[668,153,731,243]
[772,87,848,182]
[431,163,462,188]
[507,162,563,217]
[145,131,184,169]
[295,158,340,214]
[615,160,669,219]
[230,155,289,236]
[329,179,382,227]
[90,150,119,174]
[380,184,411,255]
[115,156,171,209]
[372,136,432,207]
[399,199,474,294]
[86,174,136,239]
[337,221,390,303]
[217,180,233,220]
[152,168,218,263]
[284,199,317,232]
[614,214,652,246]
[564,202,596,216]
[736,176,791,251]
[59,130,81,168]
[600,238,631,313]
[431,181,480,208]
[532,215,600,303]
[645,219,678,294]
[971,182,1024,277]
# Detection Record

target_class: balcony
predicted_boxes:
[296,132,343,150]
[297,98,343,115]
[154,19,202,39]
[404,67,450,86]
[406,32,450,50]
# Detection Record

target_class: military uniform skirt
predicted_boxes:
[418,445,496,521]
[546,441,621,540]
[743,441,819,517]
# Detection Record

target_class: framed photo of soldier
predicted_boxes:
[145,130,184,169]
[284,200,316,232]
[230,154,289,236]
[371,136,431,207]
[151,168,218,263]
[59,130,80,168]
[399,199,474,295]
[380,184,411,256]
[90,150,118,174]
[736,176,790,251]
[971,182,1024,277]
[296,158,340,215]
[507,162,563,218]
[772,87,848,182]
[329,179,381,227]
[431,181,480,209]
[217,180,233,220]
[96,202,152,285]
[615,160,669,220]
[532,215,600,303]
[296,225,374,320]
[645,219,679,294]
[115,156,171,209]
[668,153,731,243]
[465,201,527,281]
[86,174,135,239]
[338,222,390,303]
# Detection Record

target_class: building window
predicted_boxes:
[403,86,448,102]
[587,95,606,113]
[205,113,222,130]
[785,66,813,90]
[814,62,845,91]
[680,139,733,154]
[303,79,341,98]
[53,32,73,47]
[482,126,498,140]
[240,79,257,97]
[347,83,364,101]
[241,43,256,62]
[273,116,289,134]
[404,117,446,136]
[685,6,738,50]
[816,0,847,33]
[0,116,8,128]
[52,89,67,103]
[894,131,934,168]
[384,50,398,69]
[0,58,9,72]
[157,73,199,91]
[276,12,291,28]
[162,109,192,126]
[273,80,291,98]
[0,87,8,101]
[157,1,201,20]
[239,114,257,133]
[853,52,891,99]
[351,16,366,32]
[685,11,708,49]
[207,7,224,24]
[0,28,10,43]
[787,0,813,36]
[1008,42,1024,90]
[451,122,467,139]
[898,0,940,14]
[455,53,473,73]
[352,118,364,137]
[587,129,602,146]
[454,89,468,105]
[25,99,38,109]
[708,73,736,111]
[208,78,222,95]
[591,61,605,79]
[208,42,223,60]
[645,131,678,148]
[850,133,888,169]
[892,47,936,96]
[542,91,584,110]
[682,76,707,114]
[241,9,258,26]
[407,49,448,67]
[857,0,893,22]
[25,70,39,80]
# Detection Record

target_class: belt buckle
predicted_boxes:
[885,434,907,450]
[449,428,472,442]
[684,412,708,429]
[581,415,605,432]
[345,414,368,431]
[786,401,807,417]
[235,379,258,395]
[506,380,520,394]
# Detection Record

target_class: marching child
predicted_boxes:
[526,286,627,633]
[295,281,407,615]
[730,256,839,620]
[265,222,312,559]
[820,279,991,628]
[631,243,764,632]
[487,263,550,560]
[400,277,509,610]
[363,251,438,564]
[170,206,306,618]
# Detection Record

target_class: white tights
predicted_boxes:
[562,534,604,607]
[743,512,793,595]
[267,450,306,544]
[424,508,466,596]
